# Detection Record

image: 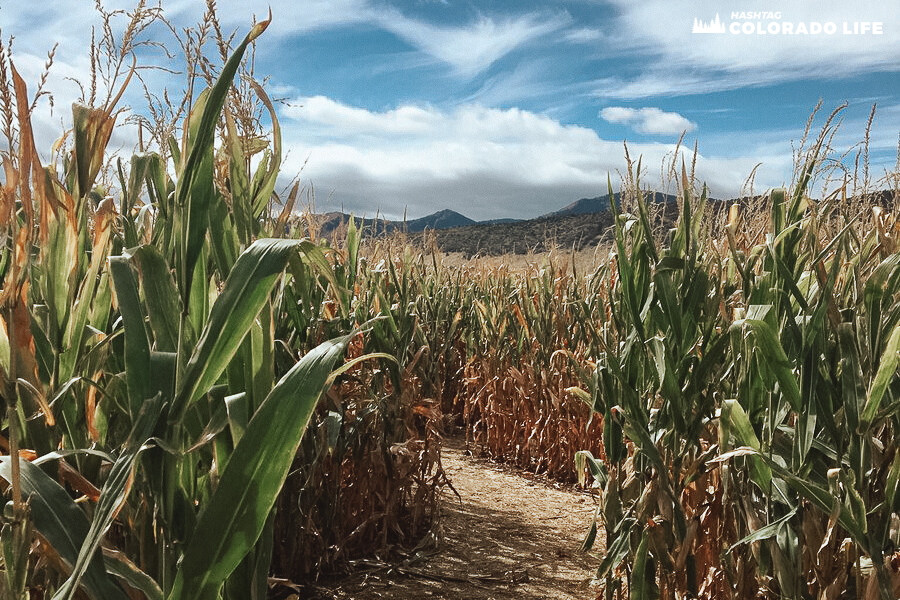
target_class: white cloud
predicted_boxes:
[374,10,571,77]
[177,2,569,77]
[600,107,698,135]
[280,96,790,220]
[285,96,441,135]
[564,27,605,43]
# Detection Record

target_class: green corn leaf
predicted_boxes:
[793,394,817,470]
[727,506,798,554]
[88,268,113,335]
[766,238,810,313]
[176,87,215,303]
[225,392,249,447]
[186,400,230,454]
[575,450,608,488]
[168,334,349,600]
[41,208,78,354]
[289,242,344,315]
[172,238,305,423]
[631,526,659,600]
[224,109,253,244]
[719,401,774,496]
[173,15,270,300]
[860,322,900,432]
[0,459,129,600]
[346,213,361,293]
[737,448,869,547]
[103,550,164,600]
[636,187,659,264]
[223,513,274,600]
[62,202,113,381]
[1,507,31,598]
[187,244,210,349]
[109,255,151,418]
[603,403,625,465]
[609,176,646,342]
[53,393,165,600]
[595,518,634,578]
[248,80,281,223]
[207,188,241,278]
[121,154,154,248]
[838,470,868,537]
[581,519,598,553]
[732,319,801,411]
[130,246,183,354]
[621,416,666,478]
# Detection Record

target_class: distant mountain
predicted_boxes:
[307,209,476,239]
[409,212,619,256]
[402,209,476,232]
[298,188,719,254]
[543,191,679,218]
[314,188,898,257]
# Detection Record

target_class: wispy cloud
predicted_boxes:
[462,58,579,107]
[564,27,605,43]
[374,9,571,77]
[600,106,697,135]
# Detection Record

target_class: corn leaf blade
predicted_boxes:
[169,334,349,600]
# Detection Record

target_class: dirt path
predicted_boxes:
[307,436,600,599]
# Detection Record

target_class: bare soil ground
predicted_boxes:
[299,436,600,599]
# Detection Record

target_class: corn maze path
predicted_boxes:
[308,435,599,599]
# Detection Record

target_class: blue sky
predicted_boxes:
[3,0,899,220]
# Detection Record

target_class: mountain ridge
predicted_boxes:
[300,189,898,256]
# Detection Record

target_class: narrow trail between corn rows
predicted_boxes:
[312,435,599,599]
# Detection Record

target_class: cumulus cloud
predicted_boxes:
[600,107,698,135]
[286,97,441,135]
[281,97,786,220]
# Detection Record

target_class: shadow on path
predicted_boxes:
[305,436,599,599]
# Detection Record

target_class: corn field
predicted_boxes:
[2,7,900,600]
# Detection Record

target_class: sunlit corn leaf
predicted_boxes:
[726,506,798,554]
[130,245,185,354]
[169,334,349,600]
[171,239,309,422]
[173,14,270,301]
[731,318,802,411]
